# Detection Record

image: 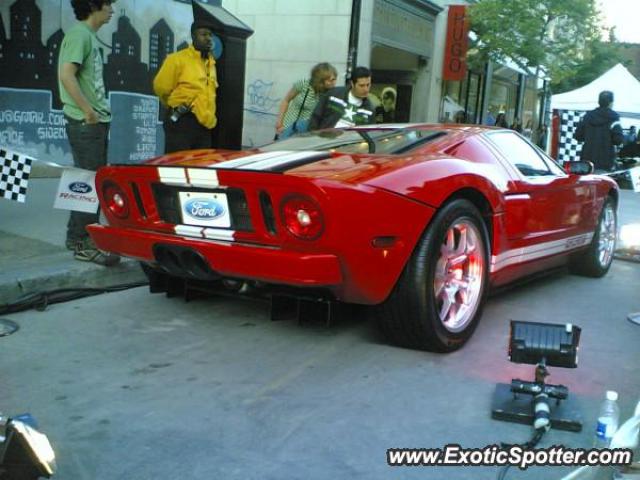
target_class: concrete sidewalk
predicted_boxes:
[1,177,638,306]
[0,177,147,305]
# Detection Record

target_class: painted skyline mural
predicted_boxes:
[0,0,199,165]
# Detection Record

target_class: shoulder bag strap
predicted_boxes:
[294,87,311,123]
[291,86,311,131]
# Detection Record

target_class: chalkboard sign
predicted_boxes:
[0,88,72,165]
[108,92,164,164]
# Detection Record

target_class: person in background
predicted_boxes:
[624,125,637,145]
[510,117,523,133]
[309,66,376,130]
[484,107,496,126]
[574,90,624,171]
[453,109,467,124]
[523,119,534,139]
[58,0,119,266]
[154,20,218,153]
[536,123,549,150]
[619,126,640,158]
[375,87,397,123]
[275,63,337,139]
[494,112,509,128]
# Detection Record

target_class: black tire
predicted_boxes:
[569,196,617,278]
[375,199,490,352]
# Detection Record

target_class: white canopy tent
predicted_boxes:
[552,63,640,128]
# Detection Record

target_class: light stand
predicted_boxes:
[491,320,583,432]
[0,414,56,479]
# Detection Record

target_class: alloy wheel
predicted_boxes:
[433,219,486,333]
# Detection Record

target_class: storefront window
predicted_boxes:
[442,80,463,122]
[489,65,519,126]
[489,80,516,125]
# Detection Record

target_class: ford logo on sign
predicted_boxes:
[184,199,225,220]
[69,182,92,194]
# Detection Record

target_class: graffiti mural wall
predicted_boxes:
[0,0,200,165]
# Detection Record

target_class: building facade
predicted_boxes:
[0,0,547,166]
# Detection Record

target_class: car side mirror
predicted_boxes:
[563,160,594,175]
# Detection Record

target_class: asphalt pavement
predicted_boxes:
[0,215,639,479]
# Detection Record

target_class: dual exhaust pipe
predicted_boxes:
[153,244,220,281]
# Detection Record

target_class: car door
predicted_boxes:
[482,131,596,264]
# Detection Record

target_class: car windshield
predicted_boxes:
[260,128,446,155]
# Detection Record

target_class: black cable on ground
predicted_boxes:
[0,282,147,316]
[496,427,548,480]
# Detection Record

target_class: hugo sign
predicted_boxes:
[443,5,469,81]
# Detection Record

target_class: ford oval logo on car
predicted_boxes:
[184,199,225,220]
[68,182,92,194]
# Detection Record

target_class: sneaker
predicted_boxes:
[74,239,121,267]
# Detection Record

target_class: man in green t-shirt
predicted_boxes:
[58,0,119,266]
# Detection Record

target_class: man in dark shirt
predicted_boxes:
[309,66,375,130]
[574,90,624,171]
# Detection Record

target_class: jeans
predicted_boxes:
[64,118,109,242]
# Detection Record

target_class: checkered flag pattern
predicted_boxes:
[557,110,584,163]
[0,148,33,203]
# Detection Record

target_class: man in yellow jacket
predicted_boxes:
[153,21,218,153]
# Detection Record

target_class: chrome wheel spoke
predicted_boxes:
[433,219,486,333]
[438,288,455,320]
[454,277,472,304]
[434,273,446,297]
[596,204,616,267]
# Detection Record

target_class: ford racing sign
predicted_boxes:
[53,168,99,213]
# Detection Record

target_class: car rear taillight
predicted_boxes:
[103,181,129,219]
[281,195,324,240]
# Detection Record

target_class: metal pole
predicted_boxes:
[346,0,362,84]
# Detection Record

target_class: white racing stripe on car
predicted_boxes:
[158,152,327,180]
[187,168,219,188]
[240,151,327,171]
[213,151,292,170]
[203,228,236,241]
[491,232,594,272]
[214,150,327,171]
[175,225,205,239]
[158,167,188,186]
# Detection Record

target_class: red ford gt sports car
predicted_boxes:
[87,125,618,352]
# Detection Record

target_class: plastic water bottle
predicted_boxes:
[612,399,640,479]
[594,390,620,448]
